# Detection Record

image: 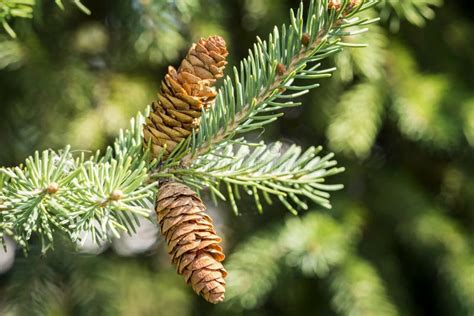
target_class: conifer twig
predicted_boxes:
[0,0,379,251]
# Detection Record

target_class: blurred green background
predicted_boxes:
[0,0,473,315]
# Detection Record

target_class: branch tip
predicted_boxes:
[301,33,311,47]
[46,183,59,195]
[110,190,124,201]
[276,63,287,76]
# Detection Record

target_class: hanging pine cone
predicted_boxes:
[144,36,229,157]
[156,182,227,304]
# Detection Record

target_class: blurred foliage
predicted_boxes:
[113,0,201,65]
[0,0,473,315]
[379,0,442,31]
[0,0,89,37]
[0,0,34,37]
[0,36,24,68]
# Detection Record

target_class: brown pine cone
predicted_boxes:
[156,182,227,304]
[144,36,228,157]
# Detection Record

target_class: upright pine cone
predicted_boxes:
[144,36,228,157]
[156,182,227,304]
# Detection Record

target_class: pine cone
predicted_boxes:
[156,182,227,304]
[144,36,229,157]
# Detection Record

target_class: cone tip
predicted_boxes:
[208,293,225,304]
[204,35,227,49]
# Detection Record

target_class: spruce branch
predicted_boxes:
[0,147,80,251]
[0,0,380,251]
[162,142,344,214]
[0,113,156,251]
[179,0,379,165]
[66,156,155,245]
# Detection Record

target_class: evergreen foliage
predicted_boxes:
[0,0,89,37]
[379,0,442,30]
[0,0,472,315]
[0,0,378,252]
